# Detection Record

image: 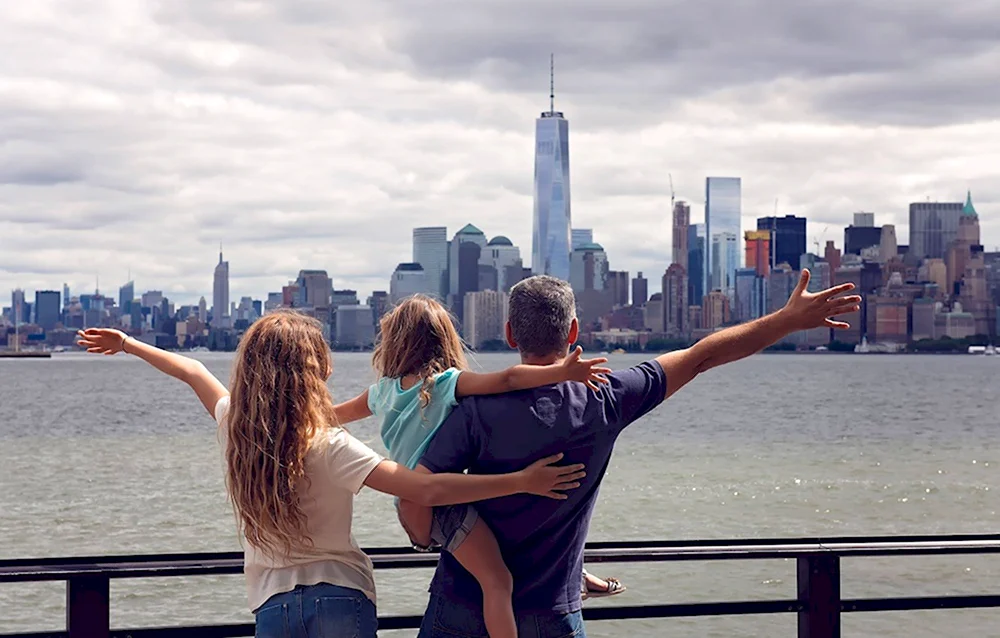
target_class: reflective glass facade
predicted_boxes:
[705,177,742,296]
[532,113,572,280]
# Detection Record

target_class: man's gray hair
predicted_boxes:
[508,275,577,357]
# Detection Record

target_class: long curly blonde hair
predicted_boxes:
[372,295,469,407]
[224,311,336,557]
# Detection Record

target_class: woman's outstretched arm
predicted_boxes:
[77,329,228,417]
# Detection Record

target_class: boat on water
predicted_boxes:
[968,345,997,355]
[0,351,51,359]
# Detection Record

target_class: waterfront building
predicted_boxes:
[909,201,964,260]
[911,298,937,341]
[334,305,375,349]
[212,250,230,329]
[643,293,664,332]
[631,273,648,307]
[705,177,742,297]
[672,201,690,266]
[390,263,429,304]
[571,228,592,251]
[463,290,509,348]
[532,61,572,281]
[412,226,449,300]
[756,215,806,271]
[702,291,730,331]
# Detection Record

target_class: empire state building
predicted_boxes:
[531,56,571,281]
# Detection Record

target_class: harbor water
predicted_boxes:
[1,352,997,636]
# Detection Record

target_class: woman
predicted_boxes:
[77,311,585,637]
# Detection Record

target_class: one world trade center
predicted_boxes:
[531,56,571,281]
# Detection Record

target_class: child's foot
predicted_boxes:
[581,569,627,600]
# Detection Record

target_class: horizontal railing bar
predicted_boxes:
[9,595,1000,638]
[4,537,1000,582]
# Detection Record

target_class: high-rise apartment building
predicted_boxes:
[412,227,449,300]
[212,250,230,329]
[705,177,742,296]
[571,228,593,251]
[671,201,690,266]
[532,59,571,281]
[909,201,964,260]
[662,264,688,339]
[631,272,648,307]
[756,215,806,269]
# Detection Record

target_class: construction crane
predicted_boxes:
[812,224,830,255]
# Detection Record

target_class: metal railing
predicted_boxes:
[2,534,999,638]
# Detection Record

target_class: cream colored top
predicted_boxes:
[214,396,384,612]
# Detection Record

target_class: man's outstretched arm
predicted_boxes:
[657,269,861,400]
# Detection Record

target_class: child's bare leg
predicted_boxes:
[450,519,516,638]
[397,499,433,548]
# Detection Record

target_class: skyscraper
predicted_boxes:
[909,201,964,260]
[853,212,875,228]
[756,215,806,269]
[661,264,688,339]
[571,228,593,251]
[198,297,208,324]
[62,284,70,309]
[119,280,134,315]
[34,291,61,331]
[212,250,230,329]
[449,224,488,320]
[412,227,449,300]
[390,263,429,304]
[711,231,739,297]
[879,225,898,264]
[464,290,509,348]
[531,57,571,281]
[687,223,706,306]
[11,289,25,324]
[482,236,521,291]
[705,177,742,297]
[631,272,648,307]
[744,230,771,277]
[671,201,690,267]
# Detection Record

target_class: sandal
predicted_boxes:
[581,569,627,600]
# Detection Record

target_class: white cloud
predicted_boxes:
[1,0,998,306]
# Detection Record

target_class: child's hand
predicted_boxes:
[76,328,128,355]
[561,345,612,391]
[517,453,587,499]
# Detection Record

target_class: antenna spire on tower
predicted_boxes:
[549,53,555,113]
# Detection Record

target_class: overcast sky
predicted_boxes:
[2,0,999,305]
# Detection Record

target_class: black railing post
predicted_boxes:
[67,575,110,638]
[797,553,841,638]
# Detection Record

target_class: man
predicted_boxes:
[407,270,860,637]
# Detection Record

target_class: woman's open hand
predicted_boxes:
[76,328,128,355]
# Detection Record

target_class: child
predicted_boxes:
[76,312,587,638]
[332,295,624,638]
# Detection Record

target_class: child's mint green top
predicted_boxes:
[368,368,462,469]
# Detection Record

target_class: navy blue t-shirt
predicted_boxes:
[419,360,667,614]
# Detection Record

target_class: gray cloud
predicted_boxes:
[1,0,998,307]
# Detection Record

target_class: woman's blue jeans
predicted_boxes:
[254,583,378,638]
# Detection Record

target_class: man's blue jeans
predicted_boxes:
[417,593,586,638]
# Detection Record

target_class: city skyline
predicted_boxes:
[2,2,999,305]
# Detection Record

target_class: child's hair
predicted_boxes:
[225,311,337,557]
[372,294,469,406]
